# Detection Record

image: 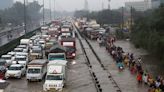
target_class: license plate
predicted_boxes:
[10,74,15,77]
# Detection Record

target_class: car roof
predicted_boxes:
[10,64,22,67]
[15,55,26,58]
[1,55,11,57]
[14,48,23,50]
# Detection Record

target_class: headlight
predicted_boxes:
[16,72,21,76]
[72,53,76,56]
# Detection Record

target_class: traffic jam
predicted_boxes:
[0,19,76,91]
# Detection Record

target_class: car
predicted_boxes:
[14,48,24,53]
[17,45,29,53]
[5,64,26,79]
[7,51,16,57]
[12,55,28,66]
[1,55,14,66]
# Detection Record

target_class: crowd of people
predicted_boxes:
[97,36,164,92]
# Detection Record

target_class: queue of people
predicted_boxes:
[98,37,164,92]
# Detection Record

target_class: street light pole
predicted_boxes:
[121,7,124,31]
[49,0,52,21]
[24,0,27,36]
[54,0,56,20]
[43,0,45,26]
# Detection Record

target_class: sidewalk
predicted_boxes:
[88,40,148,92]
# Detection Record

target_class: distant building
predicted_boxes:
[125,0,163,11]
[0,0,13,9]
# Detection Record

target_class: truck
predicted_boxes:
[43,60,67,91]
[26,59,47,81]
[48,53,66,61]
[60,38,76,59]
[30,46,43,60]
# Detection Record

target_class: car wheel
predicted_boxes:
[18,74,21,79]
[38,79,42,82]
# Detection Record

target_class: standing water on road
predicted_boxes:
[115,40,164,77]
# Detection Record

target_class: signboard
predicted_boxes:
[63,42,74,46]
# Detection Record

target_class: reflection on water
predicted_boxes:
[115,40,164,77]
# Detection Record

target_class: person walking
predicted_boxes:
[137,73,142,84]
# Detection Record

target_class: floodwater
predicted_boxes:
[115,40,164,77]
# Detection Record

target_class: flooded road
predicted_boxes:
[115,40,164,77]
[5,38,96,92]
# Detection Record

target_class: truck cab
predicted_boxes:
[60,38,76,59]
[26,59,47,81]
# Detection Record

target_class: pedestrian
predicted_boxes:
[124,53,129,67]
[148,87,155,92]
[155,87,162,92]
[129,53,134,68]
[143,73,148,84]
[155,80,161,88]
[136,61,142,73]
[138,57,142,64]
[137,73,142,84]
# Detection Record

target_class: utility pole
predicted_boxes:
[108,0,111,10]
[121,7,124,30]
[24,0,27,36]
[102,1,104,10]
[54,0,56,20]
[43,0,45,26]
[130,6,133,32]
[84,0,89,11]
[49,0,52,22]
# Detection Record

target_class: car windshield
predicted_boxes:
[49,55,65,60]
[0,62,5,66]
[46,75,63,80]
[1,57,11,60]
[15,58,26,61]
[28,69,40,74]
[14,49,22,52]
[8,66,21,70]
[32,50,41,53]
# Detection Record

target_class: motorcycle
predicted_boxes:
[117,62,124,71]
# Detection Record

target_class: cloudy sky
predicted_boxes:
[14,0,143,11]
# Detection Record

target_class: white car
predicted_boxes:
[1,55,14,65]
[7,51,16,57]
[12,55,28,66]
[14,48,24,53]
[17,45,29,53]
[5,64,26,79]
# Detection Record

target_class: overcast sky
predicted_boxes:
[14,0,143,11]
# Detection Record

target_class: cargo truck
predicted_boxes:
[43,60,67,91]
[60,38,76,59]
[26,59,47,81]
